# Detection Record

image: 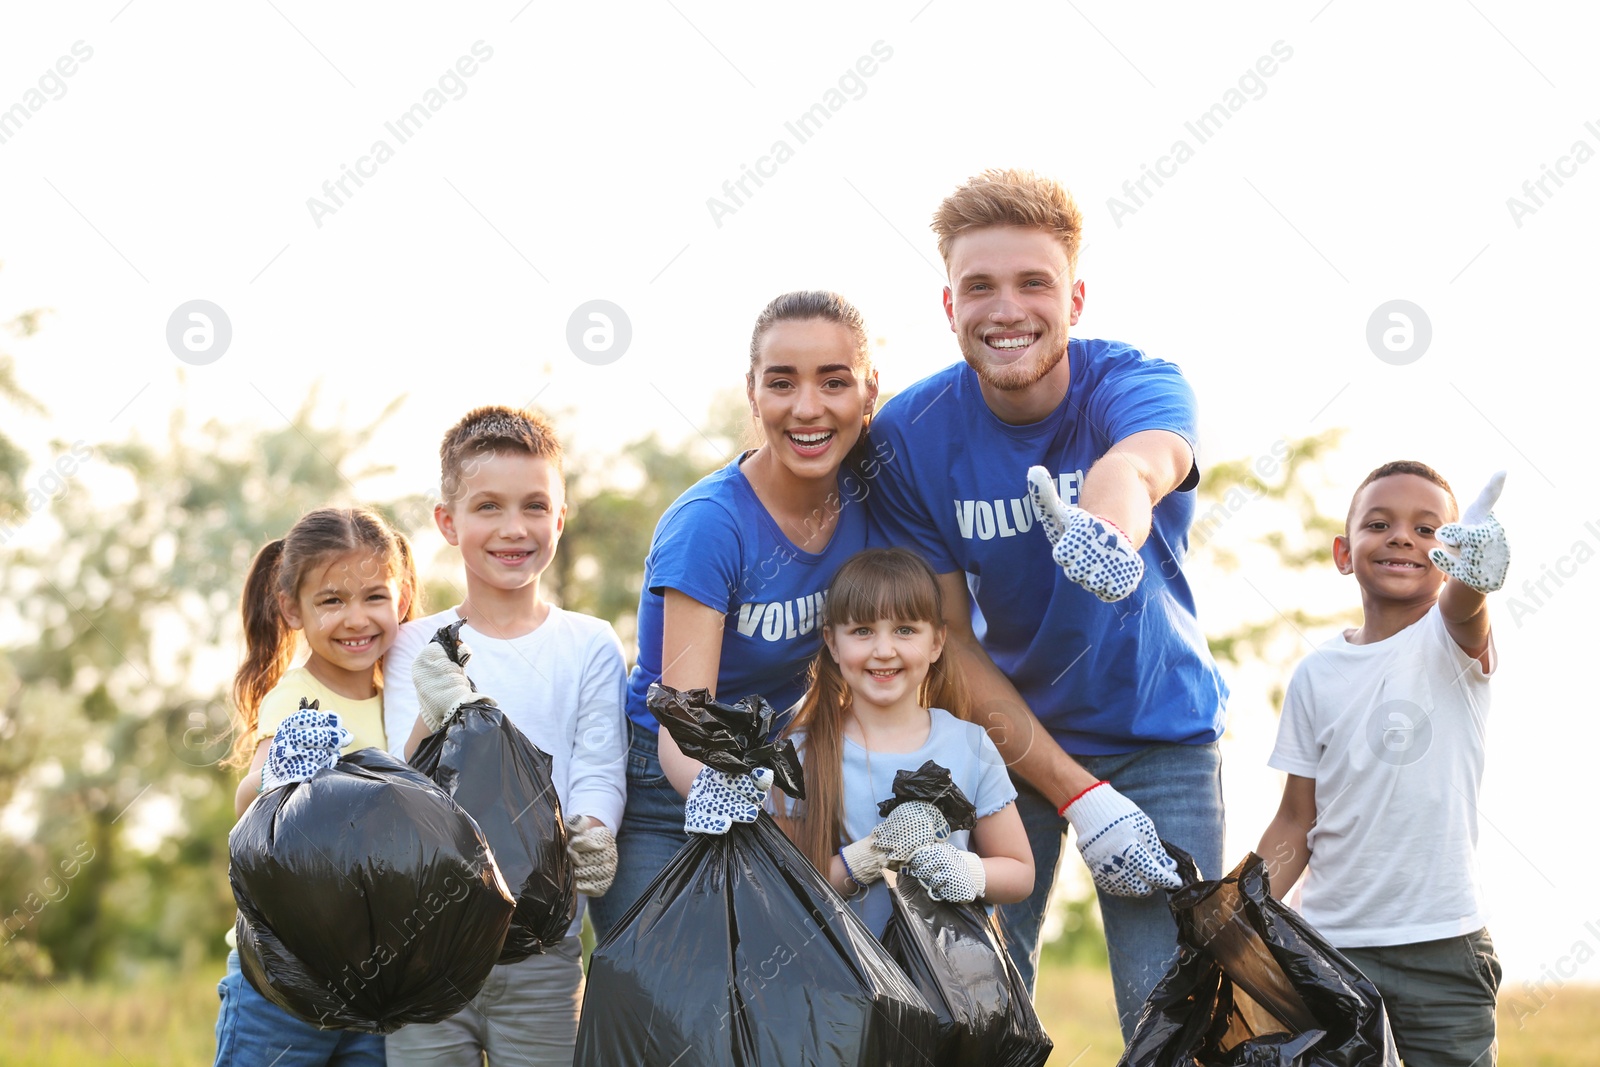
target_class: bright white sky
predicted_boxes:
[3,2,1597,984]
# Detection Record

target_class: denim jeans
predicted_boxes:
[214,950,385,1067]
[996,741,1225,1041]
[587,720,692,944]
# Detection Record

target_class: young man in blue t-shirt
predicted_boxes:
[868,169,1228,1037]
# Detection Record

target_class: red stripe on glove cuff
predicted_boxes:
[1059,780,1107,819]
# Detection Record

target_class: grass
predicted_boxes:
[0,962,1594,1064]
[0,971,220,1066]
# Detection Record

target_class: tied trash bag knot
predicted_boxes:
[876,759,979,832]
[646,682,805,799]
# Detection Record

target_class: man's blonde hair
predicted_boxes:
[931,169,1084,275]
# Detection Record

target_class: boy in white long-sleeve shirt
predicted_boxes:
[384,405,626,1067]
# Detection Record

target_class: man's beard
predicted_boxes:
[959,327,1069,392]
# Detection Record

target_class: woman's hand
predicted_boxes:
[656,590,729,796]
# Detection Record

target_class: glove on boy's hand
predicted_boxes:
[412,638,494,732]
[1063,782,1183,898]
[1429,471,1510,594]
[260,702,350,793]
[564,815,618,897]
[1027,466,1144,603]
[903,841,986,903]
[684,765,774,835]
[839,800,951,886]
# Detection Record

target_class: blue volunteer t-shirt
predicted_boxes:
[868,338,1227,755]
[625,453,869,731]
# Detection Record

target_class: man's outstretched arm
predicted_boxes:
[1076,429,1194,549]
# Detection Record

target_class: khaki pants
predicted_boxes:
[385,936,583,1067]
[1340,928,1501,1067]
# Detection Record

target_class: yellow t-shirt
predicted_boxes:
[255,666,387,755]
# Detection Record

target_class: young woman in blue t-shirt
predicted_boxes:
[588,291,880,940]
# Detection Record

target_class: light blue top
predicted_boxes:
[785,707,1016,938]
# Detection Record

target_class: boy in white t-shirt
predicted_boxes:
[382,406,627,1067]
[1257,461,1510,1067]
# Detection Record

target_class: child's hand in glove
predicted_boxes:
[838,800,951,887]
[411,638,494,732]
[1027,466,1144,603]
[564,815,618,896]
[260,702,350,793]
[1429,471,1509,594]
[1063,781,1183,897]
[684,766,774,835]
[903,841,986,903]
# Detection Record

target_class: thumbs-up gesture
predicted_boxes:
[1026,466,1144,603]
[1429,471,1509,594]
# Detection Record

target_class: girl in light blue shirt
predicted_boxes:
[774,547,1033,937]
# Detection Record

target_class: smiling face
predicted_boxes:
[1335,473,1458,605]
[281,548,409,697]
[823,616,945,720]
[747,318,878,482]
[436,450,566,597]
[943,225,1084,395]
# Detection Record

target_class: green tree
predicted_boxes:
[1196,428,1354,710]
[0,384,750,980]
[550,391,748,643]
[0,391,399,978]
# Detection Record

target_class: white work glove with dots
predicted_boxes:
[1063,781,1183,898]
[564,816,618,897]
[1027,466,1144,603]
[1429,471,1510,594]
[684,765,774,835]
[260,702,350,793]
[411,639,494,732]
[903,841,986,903]
[838,800,951,886]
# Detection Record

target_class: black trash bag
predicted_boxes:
[230,743,515,1033]
[575,683,940,1066]
[876,759,978,829]
[876,763,1053,1067]
[1117,847,1400,1067]
[644,682,805,797]
[408,620,577,962]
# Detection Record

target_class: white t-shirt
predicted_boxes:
[1268,604,1494,947]
[383,606,629,936]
